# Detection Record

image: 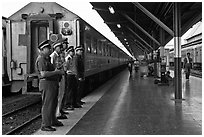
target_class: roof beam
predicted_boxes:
[122,13,161,46]
[128,35,149,52]
[104,21,128,24]
[132,2,174,36]
[126,26,153,51]
[92,6,135,15]
[92,7,109,12]
[130,41,145,52]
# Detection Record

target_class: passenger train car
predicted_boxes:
[169,38,202,70]
[2,2,129,95]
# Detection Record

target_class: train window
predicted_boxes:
[102,42,106,56]
[106,45,109,56]
[98,41,102,55]
[109,46,112,57]
[86,35,91,53]
[92,38,97,54]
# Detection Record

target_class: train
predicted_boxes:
[169,38,202,70]
[2,2,130,96]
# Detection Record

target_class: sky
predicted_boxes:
[1,0,200,57]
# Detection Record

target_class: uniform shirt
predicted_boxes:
[75,54,85,79]
[50,51,63,69]
[65,54,77,75]
[35,53,60,81]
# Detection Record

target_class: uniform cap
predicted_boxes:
[38,40,51,50]
[75,46,84,51]
[62,38,69,44]
[66,46,74,53]
[52,40,62,49]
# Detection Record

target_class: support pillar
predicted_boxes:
[152,32,157,78]
[173,2,182,99]
[160,28,166,83]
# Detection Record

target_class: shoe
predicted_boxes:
[57,114,68,119]
[73,104,82,108]
[52,121,64,127]
[80,101,85,104]
[66,105,75,110]
[61,109,69,114]
[41,126,56,131]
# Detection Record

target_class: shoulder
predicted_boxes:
[36,55,44,62]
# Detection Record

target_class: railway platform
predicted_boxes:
[34,69,202,135]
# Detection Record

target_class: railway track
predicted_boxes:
[2,100,42,135]
[5,114,41,135]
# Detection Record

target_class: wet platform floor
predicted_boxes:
[67,69,202,135]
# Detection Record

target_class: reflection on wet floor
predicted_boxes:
[68,69,201,135]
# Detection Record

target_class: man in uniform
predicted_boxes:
[183,52,193,80]
[50,40,68,120]
[65,46,82,109]
[75,46,85,105]
[35,40,64,131]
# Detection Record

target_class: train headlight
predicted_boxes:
[61,28,72,36]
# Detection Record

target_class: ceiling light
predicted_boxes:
[108,6,115,14]
[124,38,127,41]
[117,24,121,28]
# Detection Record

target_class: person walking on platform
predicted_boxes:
[128,61,133,75]
[50,40,68,120]
[75,46,85,105]
[183,52,193,80]
[35,40,64,131]
[65,46,82,109]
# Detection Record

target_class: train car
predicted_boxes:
[3,2,129,95]
[2,17,12,96]
[169,38,202,70]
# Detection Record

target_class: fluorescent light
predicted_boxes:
[108,6,115,14]
[117,24,121,28]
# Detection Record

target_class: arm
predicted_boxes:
[37,58,64,78]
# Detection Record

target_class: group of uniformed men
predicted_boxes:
[35,38,85,131]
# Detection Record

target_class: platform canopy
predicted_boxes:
[91,2,202,58]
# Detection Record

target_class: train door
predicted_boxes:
[27,16,54,74]
[30,20,49,73]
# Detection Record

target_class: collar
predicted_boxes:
[53,51,60,56]
[67,54,73,59]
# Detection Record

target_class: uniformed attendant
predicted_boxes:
[35,40,64,131]
[65,46,82,109]
[50,41,68,120]
[75,46,85,105]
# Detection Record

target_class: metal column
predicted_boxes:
[173,3,182,99]
[152,32,157,78]
[160,28,166,83]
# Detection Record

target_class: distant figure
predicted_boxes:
[183,52,193,80]
[165,71,173,84]
[128,61,133,75]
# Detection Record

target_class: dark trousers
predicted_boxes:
[39,80,59,127]
[65,74,78,106]
[185,67,191,79]
[76,80,84,102]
